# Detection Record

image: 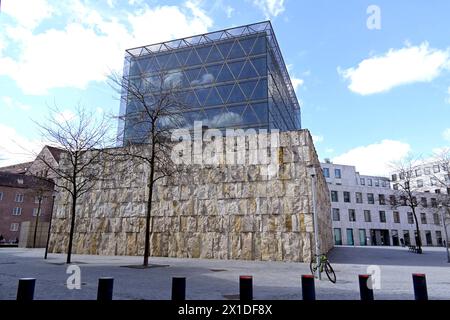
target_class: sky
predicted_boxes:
[0,0,449,176]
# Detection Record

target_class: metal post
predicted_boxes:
[358,275,374,300]
[441,206,450,263]
[301,275,316,301]
[44,195,56,260]
[412,273,428,300]
[311,171,321,280]
[17,278,36,301]
[97,277,114,301]
[172,277,186,301]
[239,275,253,301]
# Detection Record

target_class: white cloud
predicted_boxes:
[1,96,32,111]
[291,77,304,92]
[0,1,213,95]
[312,134,323,144]
[443,128,450,142]
[0,124,46,167]
[1,0,55,29]
[253,0,285,18]
[332,140,411,176]
[55,110,76,123]
[338,42,450,95]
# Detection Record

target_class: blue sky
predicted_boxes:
[0,0,449,175]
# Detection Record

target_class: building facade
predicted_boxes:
[321,161,446,247]
[119,21,301,144]
[0,172,54,243]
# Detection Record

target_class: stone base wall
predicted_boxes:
[49,129,332,262]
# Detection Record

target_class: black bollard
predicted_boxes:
[358,274,374,301]
[301,275,316,301]
[97,277,114,301]
[172,277,186,301]
[412,273,428,300]
[239,275,253,301]
[17,278,36,301]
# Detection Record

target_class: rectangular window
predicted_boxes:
[407,212,414,224]
[15,194,24,203]
[435,189,441,194]
[431,198,438,208]
[10,223,19,232]
[374,179,379,187]
[436,231,443,246]
[403,230,411,246]
[424,167,431,175]
[364,210,371,222]
[359,229,367,246]
[389,195,397,206]
[32,208,42,216]
[334,168,341,179]
[393,183,399,190]
[12,207,22,215]
[391,174,397,182]
[323,167,330,178]
[415,169,422,177]
[433,165,440,173]
[34,196,42,204]
[421,197,428,207]
[367,178,372,186]
[393,211,400,223]
[355,192,363,203]
[343,191,351,203]
[334,228,342,245]
[430,177,438,186]
[425,230,433,246]
[332,208,340,221]
[378,194,386,205]
[420,213,427,224]
[331,191,339,202]
[367,193,374,204]
[382,180,387,187]
[348,209,356,222]
[379,211,386,223]
[417,179,423,188]
[360,178,365,185]
[346,228,354,245]
[433,213,440,225]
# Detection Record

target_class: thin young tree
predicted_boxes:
[389,158,424,253]
[109,70,188,267]
[35,105,112,263]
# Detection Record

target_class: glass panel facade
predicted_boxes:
[120,22,301,144]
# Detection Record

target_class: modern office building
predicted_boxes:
[321,161,447,247]
[118,21,301,144]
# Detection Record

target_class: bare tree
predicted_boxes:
[109,70,188,267]
[389,158,424,253]
[35,105,112,263]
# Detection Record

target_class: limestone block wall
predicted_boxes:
[48,129,332,262]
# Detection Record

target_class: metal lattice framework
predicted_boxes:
[125,21,300,113]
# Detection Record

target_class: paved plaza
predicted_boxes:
[1,246,449,300]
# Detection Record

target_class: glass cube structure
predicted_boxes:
[118,21,301,144]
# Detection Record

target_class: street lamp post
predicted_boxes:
[438,204,450,263]
[309,166,321,280]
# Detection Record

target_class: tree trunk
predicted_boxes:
[412,207,422,253]
[66,194,77,264]
[33,197,42,248]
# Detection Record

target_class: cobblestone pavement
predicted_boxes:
[1,246,449,300]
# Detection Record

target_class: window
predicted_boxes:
[400,196,407,206]
[334,228,342,245]
[34,196,42,204]
[346,229,354,245]
[393,211,400,223]
[378,194,386,205]
[417,179,423,188]
[431,198,438,208]
[433,213,440,225]
[393,183,399,190]
[367,178,372,186]
[323,167,330,178]
[374,179,379,187]
[367,193,374,204]
[415,169,422,177]
[420,213,427,224]
[332,208,340,221]
[425,231,433,246]
[10,223,19,232]
[399,172,405,180]
[334,168,341,179]
[0,192,3,201]
[389,195,397,206]
[436,231,443,246]
[359,229,367,246]
[433,165,440,173]
[379,211,386,223]
[364,210,371,222]
[331,191,339,202]
[424,167,431,175]
[15,194,24,203]
[430,177,438,186]
[382,180,387,187]
[421,197,427,207]
[355,192,363,203]
[348,209,356,222]
[12,207,22,215]
[343,191,351,203]
[391,174,397,182]
[403,230,411,246]
[407,212,414,224]
[32,208,42,216]
[360,178,365,185]
[435,189,441,194]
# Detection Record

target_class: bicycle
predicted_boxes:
[310,254,336,283]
